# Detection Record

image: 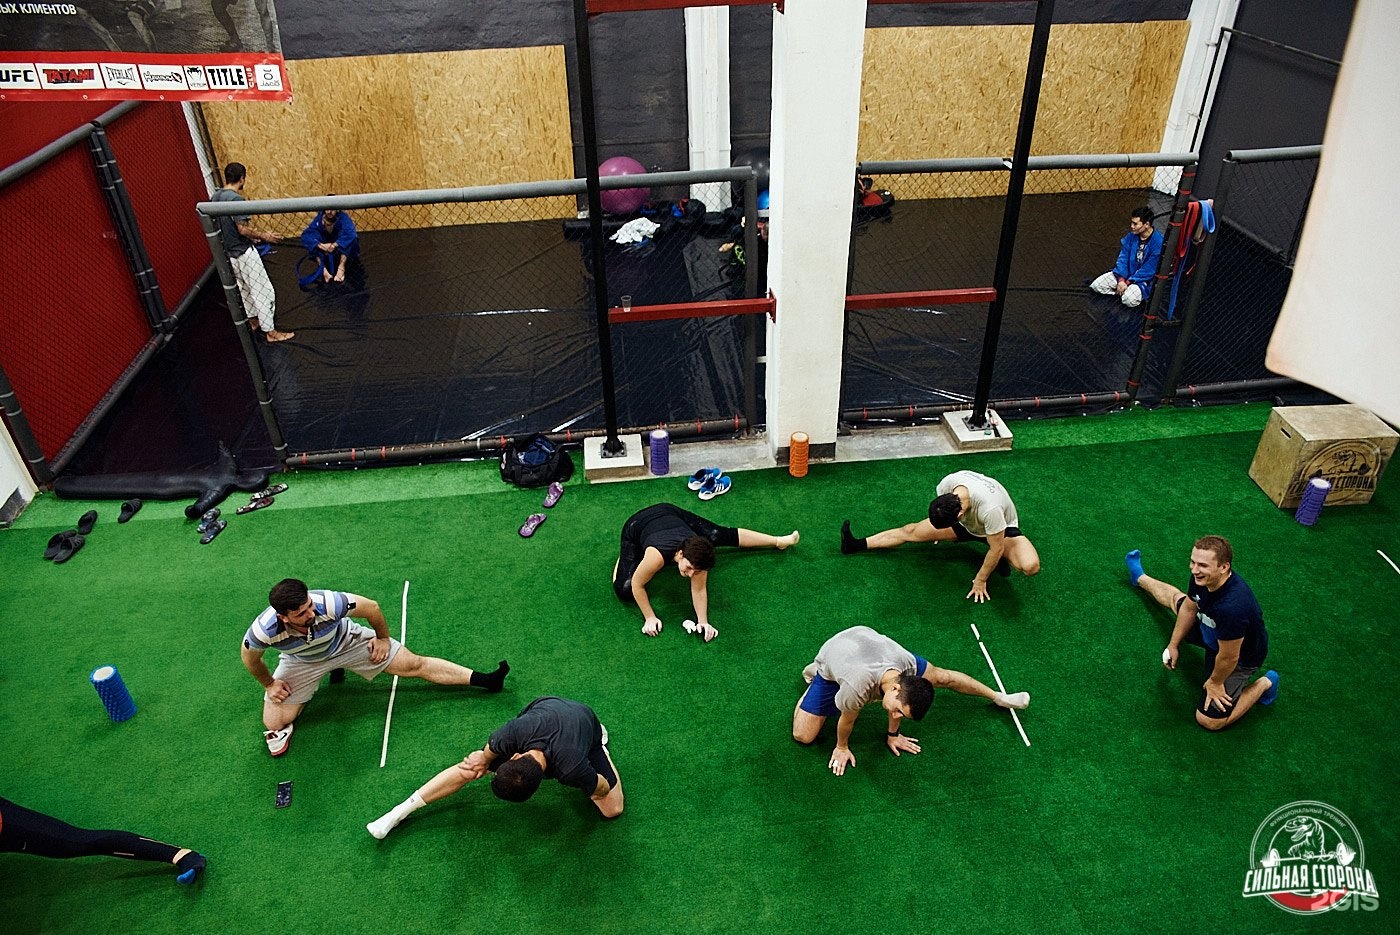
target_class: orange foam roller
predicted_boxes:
[788,432,809,478]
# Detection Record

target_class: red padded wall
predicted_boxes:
[104,104,212,314]
[0,143,150,461]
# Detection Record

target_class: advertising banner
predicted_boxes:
[0,1,290,101]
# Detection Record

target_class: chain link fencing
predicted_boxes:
[198,168,760,462]
[1163,147,1321,397]
[843,157,1185,415]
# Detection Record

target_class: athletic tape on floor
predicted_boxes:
[379,580,409,768]
[970,624,1030,748]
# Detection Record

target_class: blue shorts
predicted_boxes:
[799,656,928,718]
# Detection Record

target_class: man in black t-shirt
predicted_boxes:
[1126,535,1278,730]
[366,697,622,838]
[612,502,798,642]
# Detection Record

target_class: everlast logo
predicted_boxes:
[205,65,249,89]
[0,67,39,84]
[102,64,139,86]
[42,67,95,84]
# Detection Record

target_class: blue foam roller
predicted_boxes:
[649,429,670,476]
[1294,477,1331,527]
[90,665,137,722]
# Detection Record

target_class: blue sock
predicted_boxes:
[1125,549,1144,587]
[1259,670,1280,706]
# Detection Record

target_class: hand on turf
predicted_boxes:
[829,746,856,776]
[1202,679,1234,712]
[696,622,718,643]
[886,734,921,757]
[1162,645,1179,670]
[642,617,663,637]
[267,679,292,703]
[967,579,991,603]
[368,637,391,663]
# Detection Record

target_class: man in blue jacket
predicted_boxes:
[1089,206,1163,308]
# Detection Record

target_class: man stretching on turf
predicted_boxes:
[793,625,1030,776]
[613,502,798,642]
[241,578,509,756]
[367,696,621,838]
[1126,536,1277,730]
[840,470,1040,603]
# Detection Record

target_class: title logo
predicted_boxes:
[1243,801,1379,915]
[204,65,250,90]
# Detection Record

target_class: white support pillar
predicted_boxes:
[1155,0,1241,192]
[765,0,868,460]
[684,6,732,207]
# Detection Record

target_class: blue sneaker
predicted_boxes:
[1125,549,1144,587]
[687,467,721,491]
[1258,670,1280,706]
[698,474,731,501]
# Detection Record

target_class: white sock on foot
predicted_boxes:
[996,691,1030,710]
[367,792,425,839]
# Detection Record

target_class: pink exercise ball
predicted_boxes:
[599,156,649,215]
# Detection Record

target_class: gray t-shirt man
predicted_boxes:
[213,187,253,255]
[935,470,1018,537]
[812,626,919,713]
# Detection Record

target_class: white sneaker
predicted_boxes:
[264,723,294,756]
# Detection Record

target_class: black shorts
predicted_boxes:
[948,523,1022,543]
[612,504,738,602]
[588,742,618,789]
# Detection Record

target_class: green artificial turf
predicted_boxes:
[2,404,1396,933]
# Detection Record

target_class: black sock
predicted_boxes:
[840,520,867,554]
[470,660,509,692]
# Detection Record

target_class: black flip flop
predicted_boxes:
[118,499,143,523]
[44,529,77,561]
[236,495,275,515]
[76,510,98,535]
[53,533,85,564]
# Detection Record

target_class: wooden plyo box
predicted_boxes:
[1248,405,1398,509]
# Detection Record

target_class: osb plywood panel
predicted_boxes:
[862,21,1190,196]
[202,47,575,230]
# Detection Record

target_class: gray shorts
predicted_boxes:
[270,626,403,705]
[1197,662,1260,720]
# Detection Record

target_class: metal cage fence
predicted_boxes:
[843,155,1192,413]
[198,167,759,463]
[1164,146,1321,396]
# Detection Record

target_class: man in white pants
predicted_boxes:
[214,162,293,342]
[1089,206,1163,308]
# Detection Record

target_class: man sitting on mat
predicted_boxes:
[840,470,1040,603]
[367,696,622,838]
[241,578,509,757]
[299,206,360,285]
[612,502,798,642]
[1088,206,1163,308]
[794,625,1030,776]
[1125,537,1278,731]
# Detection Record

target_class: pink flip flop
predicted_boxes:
[519,513,547,538]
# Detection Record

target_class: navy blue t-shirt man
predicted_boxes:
[1126,535,1279,731]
